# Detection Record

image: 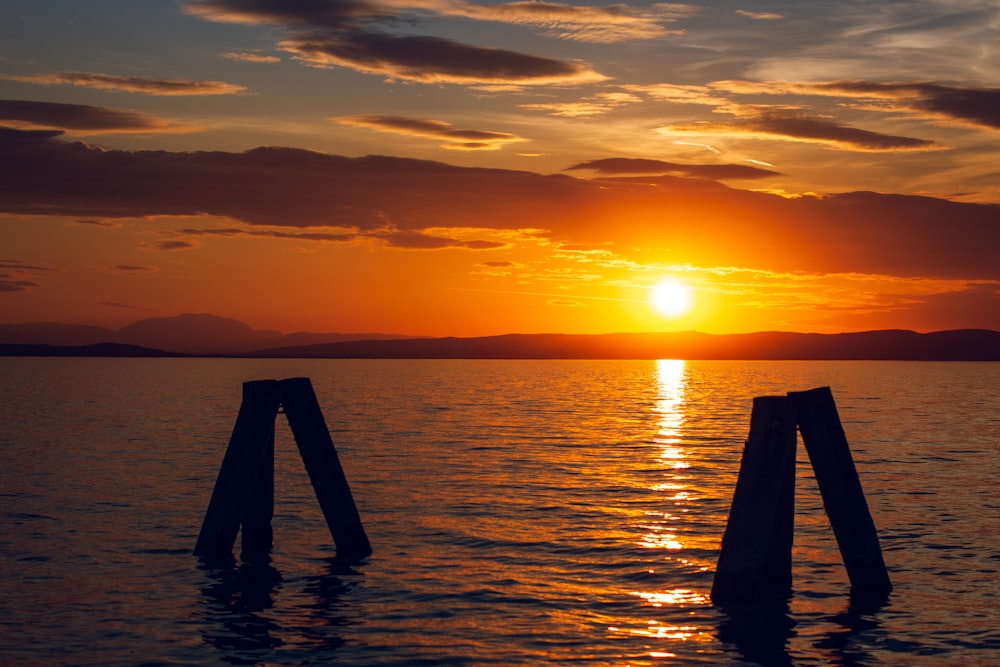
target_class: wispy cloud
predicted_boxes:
[519,91,641,117]
[566,157,780,179]
[380,0,695,43]
[220,51,281,63]
[109,264,158,273]
[661,108,939,151]
[0,100,189,133]
[334,115,525,150]
[185,0,607,85]
[175,225,506,250]
[0,71,246,95]
[141,240,198,251]
[734,9,783,20]
[712,80,1000,131]
[0,259,57,292]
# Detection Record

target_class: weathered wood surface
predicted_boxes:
[711,395,798,602]
[194,380,281,557]
[792,387,892,595]
[280,377,372,561]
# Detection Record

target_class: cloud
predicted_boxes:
[220,51,282,63]
[334,115,525,150]
[175,225,504,250]
[380,0,694,43]
[519,91,641,117]
[2,126,998,281]
[110,265,158,273]
[734,9,783,20]
[712,80,1000,131]
[0,259,56,293]
[0,72,246,95]
[0,277,39,292]
[566,158,781,179]
[0,100,186,133]
[142,240,198,251]
[280,33,605,84]
[185,0,606,85]
[661,109,939,151]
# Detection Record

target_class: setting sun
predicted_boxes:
[651,280,694,318]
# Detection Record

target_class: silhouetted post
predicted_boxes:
[711,395,798,602]
[791,387,892,596]
[195,380,281,557]
[240,428,275,557]
[280,377,372,560]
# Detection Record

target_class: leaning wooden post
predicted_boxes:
[240,426,275,557]
[711,395,798,602]
[279,377,372,560]
[194,380,281,557]
[791,387,892,596]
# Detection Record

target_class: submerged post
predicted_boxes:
[194,377,371,561]
[712,386,891,603]
[194,380,281,557]
[711,395,798,602]
[792,387,892,596]
[280,377,372,560]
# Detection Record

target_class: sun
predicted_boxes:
[650,279,694,318]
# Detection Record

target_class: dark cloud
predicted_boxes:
[143,240,198,251]
[0,259,58,272]
[0,72,246,96]
[185,0,604,84]
[0,259,56,293]
[713,80,1000,131]
[0,277,39,292]
[111,265,157,273]
[566,158,781,179]
[666,110,938,151]
[0,100,179,132]
[335,114,524,150]
[1,126,998,280]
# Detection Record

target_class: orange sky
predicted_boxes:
[1,1,998,336]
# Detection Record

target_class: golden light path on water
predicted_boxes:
[607,359,713,659]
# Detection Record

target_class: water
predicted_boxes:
[1,358,997,666]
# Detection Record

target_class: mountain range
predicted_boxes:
[1,313,998,360]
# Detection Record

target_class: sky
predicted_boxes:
[1,0,998,337]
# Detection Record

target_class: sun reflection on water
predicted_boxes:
[623,359,713,653]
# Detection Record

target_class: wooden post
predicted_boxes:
[791,387,892,596]
[195,380,281,557]
[711,395,798,602]
[280,377,373,561]
[240,428,274,557]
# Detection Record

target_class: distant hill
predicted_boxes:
[249,329,1000,361]
[0,313,408,355]
[1,314,997,359]
[0,342,178,357]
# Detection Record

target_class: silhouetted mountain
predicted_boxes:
[0,313,408,355]
[114,313,281,354]
[1,315,997,359]
[249,329,1000,361]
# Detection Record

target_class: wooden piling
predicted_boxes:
[791,387,892,596]
[711,395,798,602]
[240,427,274,557]
[194,380,281,557]
[195,377,371,562]
[279,377,373,561]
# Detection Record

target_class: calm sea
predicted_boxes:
[1,358,997,666]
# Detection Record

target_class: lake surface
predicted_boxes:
[1,358,998,666]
